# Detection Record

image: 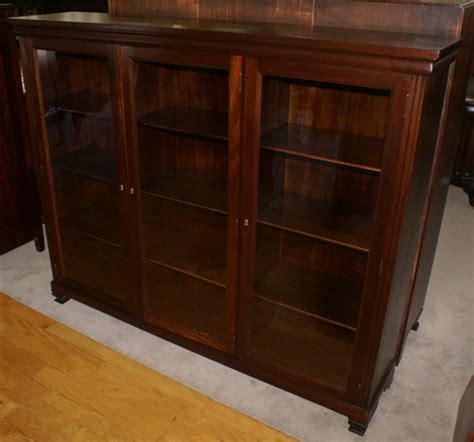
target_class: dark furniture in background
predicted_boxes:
[0,4,43,255]
[13,0,106,15]
[10,0,473,435]
[453,376,474,442]
[395,3,474,363]
[452,60,474,206]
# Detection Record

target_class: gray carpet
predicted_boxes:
[0,186,472,441]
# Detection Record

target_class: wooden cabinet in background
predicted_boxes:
[10,3,472,434]
[0,4,43,255]
[453,74,474,206]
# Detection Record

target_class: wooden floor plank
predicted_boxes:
[2,405,70,441]
[0,292,11,305]
[1,298,55,328]
[0,420,33,441]
[41,390,118,438]
[34,365,166,440]
[0,338,46,377]
[0,361,49,406]
[0,303,104,374]
[2,396,86,440]
[0,392,18,419]
[0,293,294,441]
[46,322,212,407]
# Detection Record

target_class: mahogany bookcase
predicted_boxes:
[9,1,473,434]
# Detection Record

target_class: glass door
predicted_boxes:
[127,49,241,351]
[241,63,392,392]
[35,47,132,311]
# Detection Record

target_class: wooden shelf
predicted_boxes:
[56,170,121,246]
[255,261,362,331]
[56,90,111,118]
[251,298,354,389]
[261,124,383,172]
[144,260,226,343]
[55,146,116,183]
[144,239,226,287]
[60,225,128,305]
[138,106,228,141]
[143,169,227,214]
[258,192,372,252]
[142,199,227,286]
[59,218,121,249]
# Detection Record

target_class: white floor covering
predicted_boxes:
[0,186,472,441]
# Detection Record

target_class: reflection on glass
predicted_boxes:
[38,50,126,302]
[249,75,390,390]
[134,61,230,345]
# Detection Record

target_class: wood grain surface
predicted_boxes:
[0,292,294,441]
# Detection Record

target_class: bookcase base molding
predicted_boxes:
[50,277,391,434]
[10,5,472,434]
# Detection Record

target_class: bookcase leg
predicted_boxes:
[34,231,45,252]
[384,370,395,392]
[348,419,368,436]
[53,290,70,304]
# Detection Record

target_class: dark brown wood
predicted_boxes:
[261,124,384,173]
[9,12,461,65]
[254,260,362,330]
[370,66,450,403]
[348,418,368,436]
[55,90,111,116]
[138,107,228,141]
[0,5,43,255]
[143,169,227,213]
[258,191,372,252]
[10,6,466,436]
[396,4,474,365]
[106,0,463,39]
[18,37,137,314]
[55,146,116,182]
[452,76,474,205]
[453,376,474,442]
[118,45,242,353]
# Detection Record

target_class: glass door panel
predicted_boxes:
[37,49,128,306]
[133,60,231,347]
[248,74,391,391]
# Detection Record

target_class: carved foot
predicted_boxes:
[53,291,70,304]
[34,235,45,252]
[453,174,474,207]
[348,419,368,436]
[411,320,420,331]
[384,370,394,392]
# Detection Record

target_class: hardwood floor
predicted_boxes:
[0,292,294,441]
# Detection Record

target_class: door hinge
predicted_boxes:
[379,260,384,276]
[235,219,239,236]
[39,164,44,180]
[238,72,242,93]
[232,335,236,349]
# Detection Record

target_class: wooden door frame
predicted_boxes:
[237,56,415,404]
[121,45,243,354]
[19,36,136,313]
